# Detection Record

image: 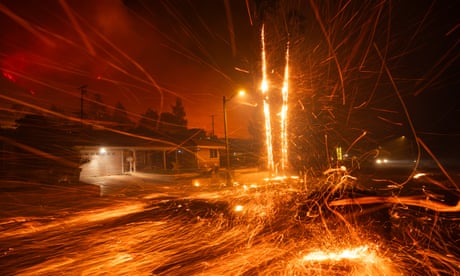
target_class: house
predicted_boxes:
[190,138,225,170]
[76,130,225,178]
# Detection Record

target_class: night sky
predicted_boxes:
[0,0,458,151]
[0,0,255,137]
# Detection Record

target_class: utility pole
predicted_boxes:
[79,85,87,122]
[223,96,230,172]
[222,90,245,185]
[210,114,215,138]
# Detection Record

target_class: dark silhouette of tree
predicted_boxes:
[171,98,187,128]
[49,104,62,113]
[254,0,281,22]
[136,108,159,134]
[158,112,178,133]
[111,102,132,129]
[87,93,110,121]
[158,97,188,134]
[49,104,76,129]
[11,114,81,183]
[0,104,35,129]
[15,115,53,147]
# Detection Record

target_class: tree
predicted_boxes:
[86,93,110,121]
[171,97,187,129]
[15,114,53,147]
[137,108,159,134]
[158,112,178,133]
[111,102,132,129]
[158,97,188,134]
[49,104,62,113]
[0,104,35,129]
[12,114,82,183]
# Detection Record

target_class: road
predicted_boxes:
[0,170,458,275]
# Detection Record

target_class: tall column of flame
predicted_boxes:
[260,25,274,171]
[280,43,289,172]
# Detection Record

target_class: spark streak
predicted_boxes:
[260,25,274,172]
[330,196,460,212]
[0,202,147,239]
[0,3,54,46]
[280,43,289,172]
[58,0,96,56]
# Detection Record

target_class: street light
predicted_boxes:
[223,89,245,181]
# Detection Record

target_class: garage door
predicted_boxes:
[80,149,123,177]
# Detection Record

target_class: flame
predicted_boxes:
[260,25,274,172]
[260,25,291,174]
[280,43,290,172]
[302,245,374,262]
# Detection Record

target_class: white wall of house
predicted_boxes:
[196,147,220,169]
[78,144,224,177]
[80,149,123,178]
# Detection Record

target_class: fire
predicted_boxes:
[234,204,244,212]
[260,25,291,174]
[260,25,274,172]
[280,43,290,172]
[302,245,374,262]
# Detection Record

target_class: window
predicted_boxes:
[210,149,218,158]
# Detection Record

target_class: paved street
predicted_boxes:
[0,169,259,223]
[1,168,459,275]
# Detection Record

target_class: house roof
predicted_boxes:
[191,138,226,149]
[75,129,225,150]
[75,129,177,149]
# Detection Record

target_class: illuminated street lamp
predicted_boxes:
[223,89,245,178]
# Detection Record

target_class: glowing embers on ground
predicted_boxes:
[2,175,456,275]
[263,174,299,183]
[0,201,147,239]
[295,244,396,275]
[1,173,458,275]
[302,245,374,262]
